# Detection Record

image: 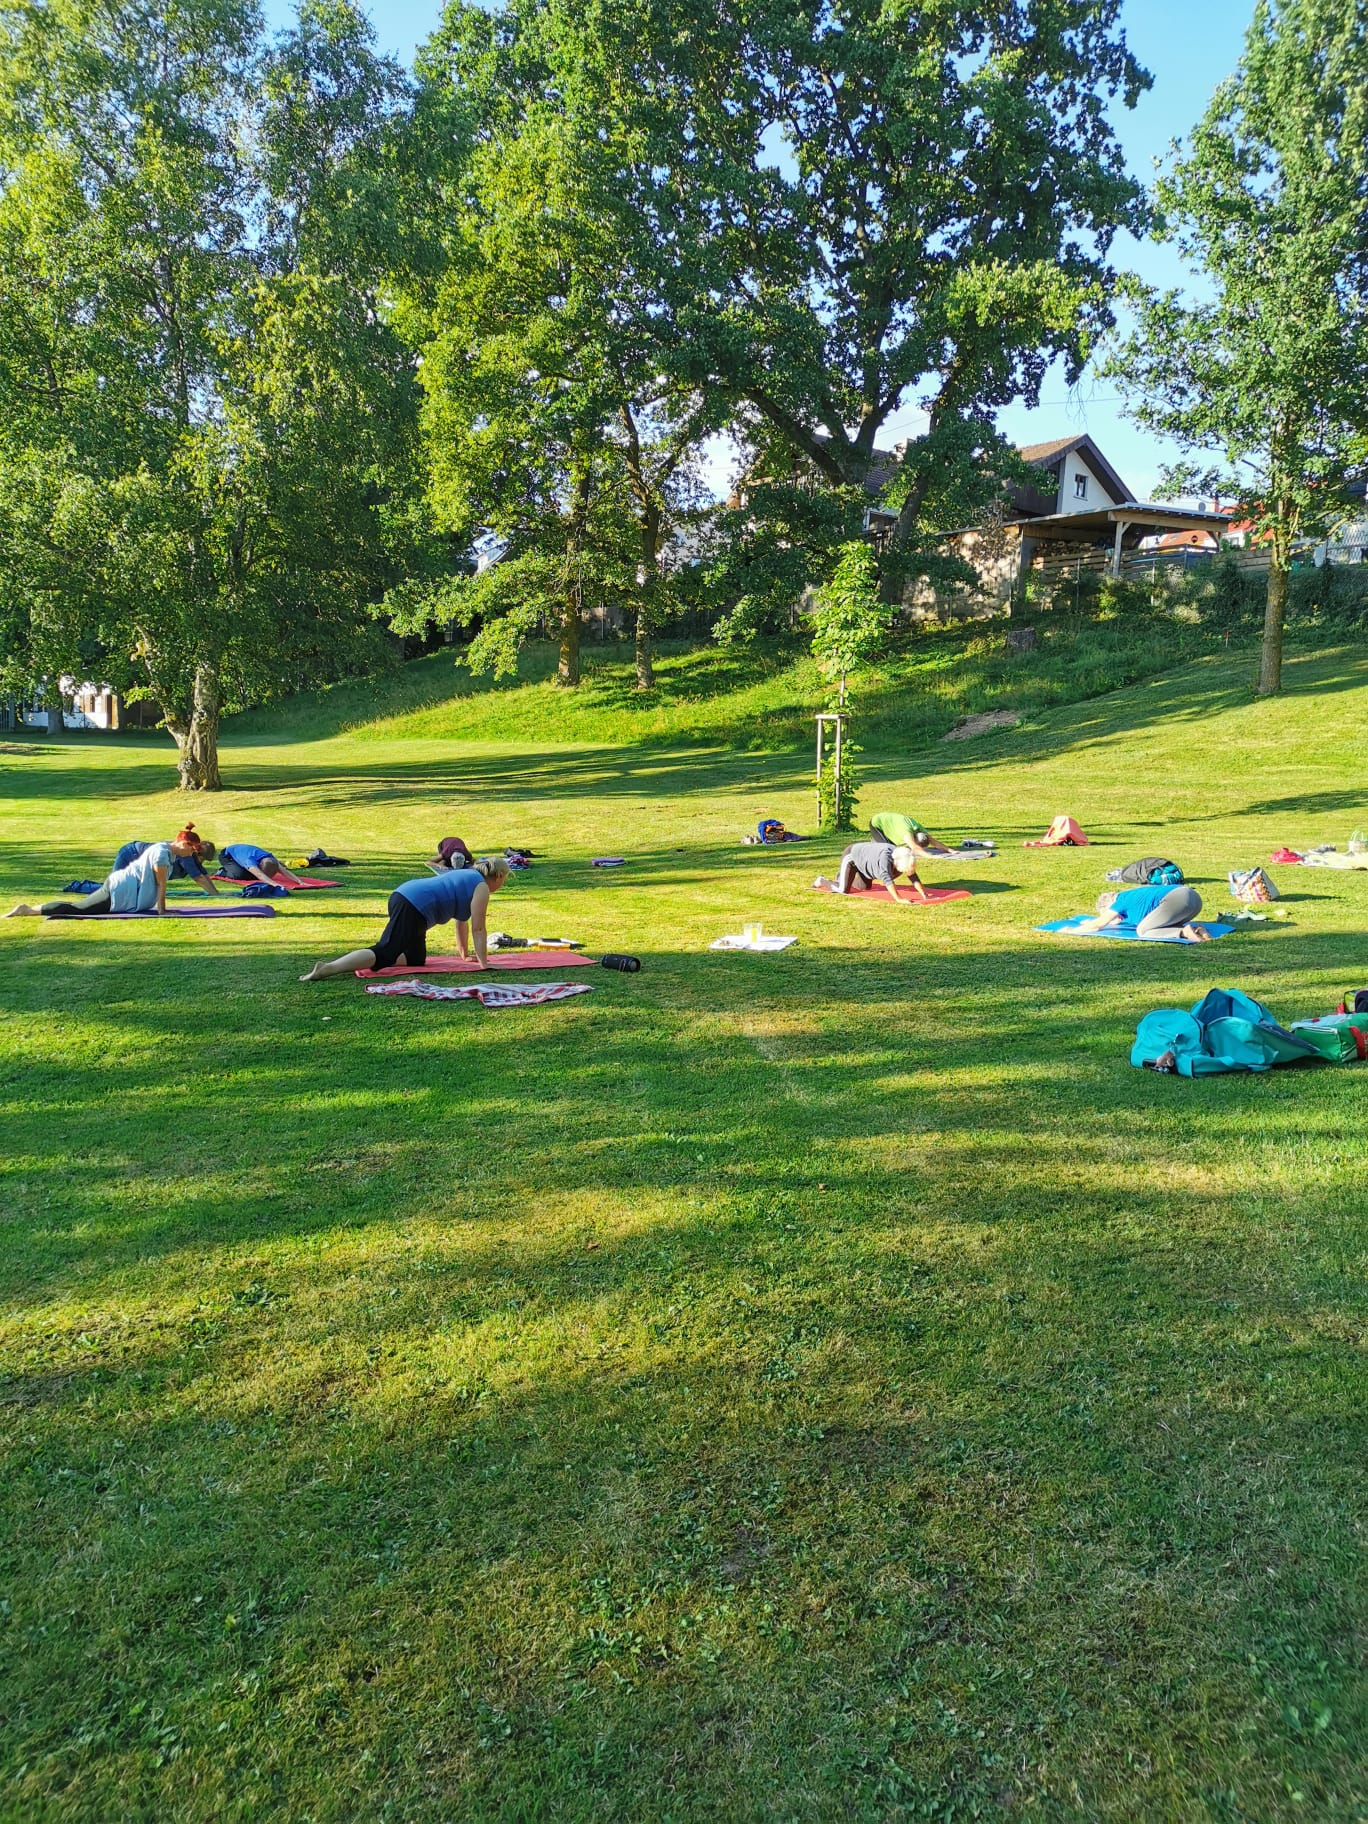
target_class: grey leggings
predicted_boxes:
[40,886,112,917]
[1135,884,1202,937]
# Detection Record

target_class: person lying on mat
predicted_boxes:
[8,829,208,919]
[1077,883,1214,942]
[112,831,220,894]
[299,856,511,982]
[836,840,929,904]
[219,842,305,889]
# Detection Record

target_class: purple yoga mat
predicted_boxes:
[45,905,278,920]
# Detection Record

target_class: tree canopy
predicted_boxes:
[0,0,426,786]
[1109,0,1368,695]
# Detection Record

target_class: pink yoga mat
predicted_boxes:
[358,950,595,979]
[212,875,339,889]
[814,883,972,906]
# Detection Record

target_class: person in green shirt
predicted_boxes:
[868,810,948,854]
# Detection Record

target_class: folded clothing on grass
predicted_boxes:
[1039,915,1234,943]
[357,950,595,979]
[45,904,278,920]
[709,934,798,951]
[813,882,972,906]
[490,932,582,949]
[366,979,592,1008]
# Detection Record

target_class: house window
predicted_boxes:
[1073,474,1088,500]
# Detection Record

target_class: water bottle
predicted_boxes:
[600,953,641,973]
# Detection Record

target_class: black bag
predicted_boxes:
[1119,857,1182,885]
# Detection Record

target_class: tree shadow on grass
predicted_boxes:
[2,923,1362,1299]
[1,1133,1362,1816]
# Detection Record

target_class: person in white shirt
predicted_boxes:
[7,830,207,918]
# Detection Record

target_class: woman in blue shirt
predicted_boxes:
[299,858,511,982]
[220,842,305,888]
[1079,883,1212,941]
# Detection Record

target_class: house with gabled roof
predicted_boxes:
[927,434,1234,611]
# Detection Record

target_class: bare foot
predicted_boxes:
[1183,924,1213,942]
[6,904,37,917]
[299,965,322,982]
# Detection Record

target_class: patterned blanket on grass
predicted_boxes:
[366,978,593,1009]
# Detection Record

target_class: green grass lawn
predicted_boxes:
[2,636,1366,1821]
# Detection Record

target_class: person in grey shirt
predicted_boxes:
[827,840,929,905]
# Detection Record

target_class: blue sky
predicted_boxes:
[262,0,1257,497]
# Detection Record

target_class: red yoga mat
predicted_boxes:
[814,883,972,906]
[357,950,595,979]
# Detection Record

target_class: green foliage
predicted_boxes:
[817,742,860,834]
[390,2,720,688]
[0,0,426,786]
[1107,0,1368,693]
[810,542,894,706]
[596,0,1149,560]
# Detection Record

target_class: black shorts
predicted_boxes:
[371,891,428,970]
[220,854,256,880]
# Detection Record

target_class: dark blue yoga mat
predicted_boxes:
[1038,915,1234,944]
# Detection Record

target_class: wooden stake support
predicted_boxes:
[815,711,847,828]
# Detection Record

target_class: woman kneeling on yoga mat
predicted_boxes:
[111,831,219,894]
[1079,883,1213,942]
[829,840,929,905]
[299,857,511,981]
[219,842,305,888]
[7,828,208,919]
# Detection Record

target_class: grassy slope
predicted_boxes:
[1,638,1366,1821]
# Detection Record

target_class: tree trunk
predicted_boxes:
[45,677,67,738]
[1257,556,1288,696]
[635,500,660,691]
[171,662,223,790]
[558,583,582,687]
[557,459,591,688]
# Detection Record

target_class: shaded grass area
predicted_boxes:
[1,645,1367,1820]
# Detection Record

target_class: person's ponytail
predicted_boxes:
[474,855,511,887]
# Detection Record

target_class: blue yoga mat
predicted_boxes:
[1038,915,1235,944]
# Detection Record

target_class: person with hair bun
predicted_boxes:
[219,841,305,888]
[7,829,209,918]
[299,856,511,982]
[110,825,220,894]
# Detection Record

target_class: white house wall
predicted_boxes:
[1055,450,1121,515]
